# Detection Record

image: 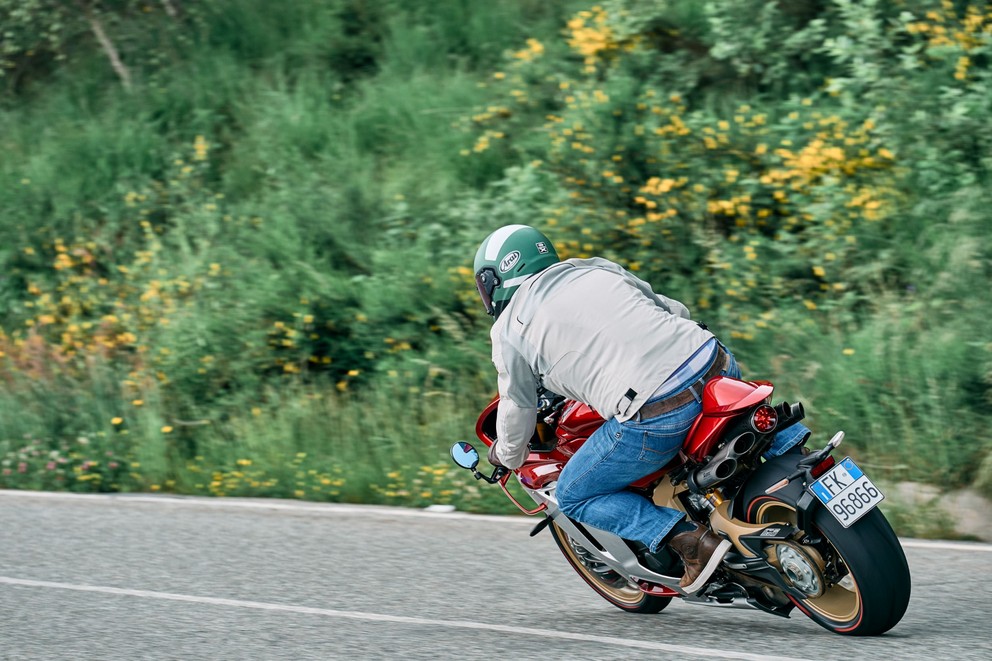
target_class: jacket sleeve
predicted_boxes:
[492,336,539,470]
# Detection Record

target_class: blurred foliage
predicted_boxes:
[463,0,991,331]
[1,0,991,520]
[0,0,190,93]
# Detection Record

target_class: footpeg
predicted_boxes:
[529,516,552,537]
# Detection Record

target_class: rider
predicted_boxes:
[474,224,809,593]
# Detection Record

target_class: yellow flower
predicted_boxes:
[161,426,173,433]
[842,348,856,356]
[193,135,209,161]
[111,417,123,425]
[132,399,144,407]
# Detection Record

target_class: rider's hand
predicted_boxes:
[487,441,506,468]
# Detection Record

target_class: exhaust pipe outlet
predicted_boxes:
[687,432,756,491]
[775,401,806,428]
[727,431,756,456]
[690,457,738,491]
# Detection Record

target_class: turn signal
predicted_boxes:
[750,405,778,433]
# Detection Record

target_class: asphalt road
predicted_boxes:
[1,490,990,660]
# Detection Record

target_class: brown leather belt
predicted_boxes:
[633,346,730,421]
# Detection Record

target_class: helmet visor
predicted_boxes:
[475,268,500,316]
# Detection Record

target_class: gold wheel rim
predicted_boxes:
[754,501,861,623]
[554,524,644,605]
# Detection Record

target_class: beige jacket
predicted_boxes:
[490,257,713,469]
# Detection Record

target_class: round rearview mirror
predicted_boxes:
[450,441,480,470]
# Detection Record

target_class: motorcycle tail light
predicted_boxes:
[750,405,778,433]
[811,455,836,479]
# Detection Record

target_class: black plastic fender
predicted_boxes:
[733,453,809,518]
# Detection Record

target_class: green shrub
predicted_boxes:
[1,0,990,525]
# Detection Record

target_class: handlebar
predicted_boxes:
[472,465,509,484]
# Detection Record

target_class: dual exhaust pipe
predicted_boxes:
[686,401,806,492]
[687,432,756,492]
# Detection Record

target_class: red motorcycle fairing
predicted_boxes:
[475,376,773,490]
[556,401,603,443]
[682,377,774,462]
[475,397,570,491]
[474,396,500,448]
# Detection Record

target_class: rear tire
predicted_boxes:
[743,471,911,635]
[548,520,672,614]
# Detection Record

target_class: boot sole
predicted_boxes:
[681,538,732,594]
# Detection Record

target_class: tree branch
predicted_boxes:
[74,1,132,91]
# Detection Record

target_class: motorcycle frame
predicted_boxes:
[474,377,821,608]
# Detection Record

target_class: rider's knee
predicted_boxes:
[556,481,582,517]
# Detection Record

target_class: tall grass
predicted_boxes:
[737,302,990,487]
[733,190,992,490]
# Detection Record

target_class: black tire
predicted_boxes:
[548,520,672,614]
[741,458,911,636]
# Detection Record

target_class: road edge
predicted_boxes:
[2,488,990,551]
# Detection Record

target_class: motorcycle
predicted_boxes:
[449,376,911,636]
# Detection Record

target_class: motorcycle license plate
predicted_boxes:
[809,457,884,528]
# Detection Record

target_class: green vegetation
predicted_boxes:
[1,1,990,530]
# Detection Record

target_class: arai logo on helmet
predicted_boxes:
[499,250,520,273]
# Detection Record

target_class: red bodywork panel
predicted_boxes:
[476,376,773,490]
[682,377,774,462]
[556,401,603,444]
[475,397,570,491]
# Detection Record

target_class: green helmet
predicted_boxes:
[473,224,560,319]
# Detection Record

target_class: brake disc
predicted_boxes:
[766,540,827,598]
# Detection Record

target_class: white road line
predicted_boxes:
[0,489,530,523]
[2,489,990,551]
[899,539,992,552]
[0,576,806,661]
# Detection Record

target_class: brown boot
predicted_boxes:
[668,523,732,594]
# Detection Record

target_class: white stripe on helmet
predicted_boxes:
[484,224,529,261]
[501,274,533,289]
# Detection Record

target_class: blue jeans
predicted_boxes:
[556,347,810,552]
